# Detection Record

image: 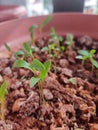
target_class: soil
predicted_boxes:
[0,35,98,130]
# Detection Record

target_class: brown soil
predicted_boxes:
[0,35,98,130]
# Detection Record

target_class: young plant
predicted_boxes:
[50,27,64,51]
[76,49,98,71]
[0,81,8,130]
[4,43,11,52]
[66,33,73,49]
[39,15,53,37]
[14,42,34,59]
[29,24,38,44]
[13,59,51,104]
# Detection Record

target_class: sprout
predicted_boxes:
[39,15,53,37]
[14,42,34,59]
[13,59,51,104]
[4,43,11,52]
[76,49,98,71]
[29,24,38,44]
[66,33,73,49]
[0,81,8,130]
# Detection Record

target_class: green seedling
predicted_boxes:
[14,42,34,59]
[66,33,73,49]
[0,81,8,130]
[69,78,76,85]
[39,15,53,37]
[4,43,11,52]
[76,49,98,71]
[50,27,64,52]
[13,59,51,103]
[29,24,38,44]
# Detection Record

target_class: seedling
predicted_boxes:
[76,49,98,71]
[39,15,53,37]
[69,78,76,85]
[14,42,34,59]
[13,59,51,103]
[29,24,38,44]
[0,81,8,130]
[4,43,11,52]
[66,33,73,49]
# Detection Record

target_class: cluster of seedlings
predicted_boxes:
[0,15,98,130]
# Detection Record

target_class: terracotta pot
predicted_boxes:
[0,13,98,51]
[0,5,26,22]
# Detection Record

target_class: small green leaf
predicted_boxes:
[91,59,98,68]
[44,60,51,73]
[30,77,40,88]
[23,42,32,56]
[69,78,76,85]
[39,15,53,31]
[29,24,38,33]
[30,59,45,71]
[90,49,96,56]
[66,34,73,45]
[0,81,8,101]
[78,50,89,57]
[13,60,32,71]
[41,47,48,52]
[14,50,24,57]
[4,43,11,52]
[75,55,83,59]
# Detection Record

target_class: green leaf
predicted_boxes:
[40,60,51,80]
[30,77,40,88]
[14,50,24,57]
[4,43,11,52]
[69,78,76,85]
[78,50,89,57]
[39,15,53,31]
[29,24,38,33]
[30,59,45,71]
[91,59,98,68]
[44,60,51,73]
[75,55,83,59]
[41,47,48,52]
[0,81,8,101]
[13,60,32,71]
[90,49,96,56]
[23,42,32,56]
[66,34,73,45]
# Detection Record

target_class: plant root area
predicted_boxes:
[0,35,98,130]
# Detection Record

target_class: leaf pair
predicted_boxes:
[13,59,51,87]
[76,49,98,69]
[14,42,33,58]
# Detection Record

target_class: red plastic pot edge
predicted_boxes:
[0,13,98,51]
[0,5,26,22]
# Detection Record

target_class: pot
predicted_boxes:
[0,5,26,22]
[0,13,98,51]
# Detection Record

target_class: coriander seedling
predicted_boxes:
[14,42,34,59]
[29,24,38,44]
[0,81,8,130]
[4,43,11,52]
[39,15,53,37]
[66,33,73,49]
[76,49,98,71]
[13,59,51,104]
[69,78,76,85]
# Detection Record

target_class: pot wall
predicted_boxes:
[0,5,26,22]
[0,13,98,51]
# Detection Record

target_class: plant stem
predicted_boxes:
[38,81,45,104]
[1,101,7,130]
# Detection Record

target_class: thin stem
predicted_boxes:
[1,101,7,130]
[38,80,45,104]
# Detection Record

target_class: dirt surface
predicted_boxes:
[0,35,98,130]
